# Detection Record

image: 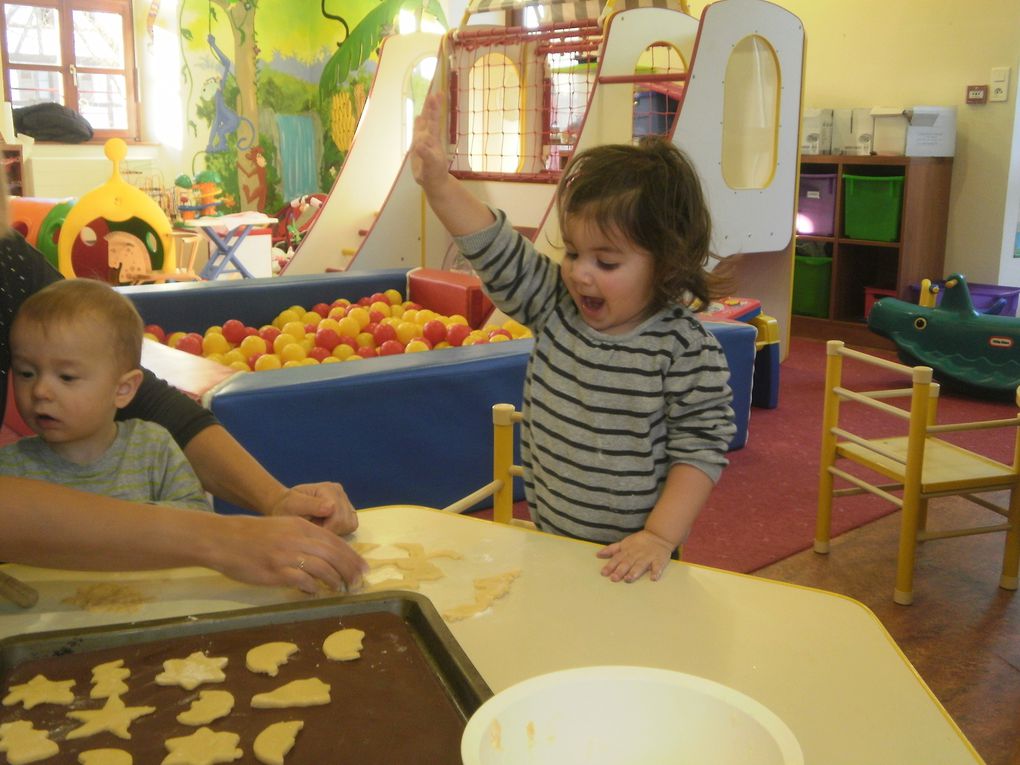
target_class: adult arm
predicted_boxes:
[0,476,367,593]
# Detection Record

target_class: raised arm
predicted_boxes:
[410,93,496,236]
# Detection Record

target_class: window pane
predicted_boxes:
[5,4,61,66]
[72,10,125,69]
[9,68,63,106]
[77,72,127,129]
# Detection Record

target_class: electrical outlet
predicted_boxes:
[966,85,988,104]
[990,66,1010,102]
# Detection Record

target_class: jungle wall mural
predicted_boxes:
[173,0,446,215]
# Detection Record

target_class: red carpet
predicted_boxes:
[479,336,1017,574]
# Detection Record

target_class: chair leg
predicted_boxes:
[814,468,834,554]
[1000,488,1020,591]
[916,497,929,537]
[894,492,923,605]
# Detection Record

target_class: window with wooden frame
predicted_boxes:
[0,0,139,141]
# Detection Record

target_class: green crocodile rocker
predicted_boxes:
[867,273,1020,398]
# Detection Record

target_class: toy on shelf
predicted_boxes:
[175,171,225,221]
[57,138,176,284]
[868,272,1020,398]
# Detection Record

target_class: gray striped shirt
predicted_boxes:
[0,419,210,510]
[456,209,735,543]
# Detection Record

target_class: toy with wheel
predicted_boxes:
[868,272,1020,398]
[57,138,175,283]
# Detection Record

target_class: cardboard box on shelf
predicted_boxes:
[832,108,873,155]
[905,106,956,157]
[800,108,833,155]
[871,107,908,155]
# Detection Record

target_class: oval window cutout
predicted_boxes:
[721,35,779,190]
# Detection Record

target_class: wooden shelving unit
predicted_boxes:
[791,154,953,349]
[1,143,23,196]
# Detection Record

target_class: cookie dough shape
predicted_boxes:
[3,673,75,709]
[162,727,242,765]
[66,694,156,740]
[250,678,331,709]
[322,628,365,661]
[442,569,522,622]
[245,642,298,677]
[253,720,304,765]
[156,652,228,690]
[91,659,130,699]
[0,720,59,765]
[80,749,132,765]
[176,690,235,726]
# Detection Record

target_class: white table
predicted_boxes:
[181,212,277,280]
[0,506,983,764]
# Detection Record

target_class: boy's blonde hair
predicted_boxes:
[14,279,144,372]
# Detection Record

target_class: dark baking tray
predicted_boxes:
[0,590,491,763]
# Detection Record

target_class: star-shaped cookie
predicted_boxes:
[2,674,75,709]
[66,694,156,740]
[162,726,242,765]
[155,652,228,691]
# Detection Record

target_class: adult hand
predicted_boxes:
[596,529,675,583]
[268,482,359,536]
[209,514,368,595]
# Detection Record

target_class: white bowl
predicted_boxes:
[462,666,803,765]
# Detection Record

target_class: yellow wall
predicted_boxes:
[689,0,1020,285]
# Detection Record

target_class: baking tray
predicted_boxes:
[0,591,491,763]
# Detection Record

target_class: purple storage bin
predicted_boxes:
[796,173,837,236]
[908,281,1020,316]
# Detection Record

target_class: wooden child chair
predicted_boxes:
[441,403,528,526]
[815,340,1020,605]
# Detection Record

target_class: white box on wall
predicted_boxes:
[871,107,908,155]
[800,108,833,155]
[905,106,956,156]
[832,108,874,155]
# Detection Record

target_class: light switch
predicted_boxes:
[990,66,1010,102]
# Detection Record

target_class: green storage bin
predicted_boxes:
[843,174,904,242]
[793,255,831,317]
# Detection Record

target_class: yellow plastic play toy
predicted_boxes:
[57,138,175,283]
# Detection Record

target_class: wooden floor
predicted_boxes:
[754,498,1020,765]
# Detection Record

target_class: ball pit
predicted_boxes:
[144,289,533,373]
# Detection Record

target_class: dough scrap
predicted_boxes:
[66,694,156,740]
[0,720,59,765]
[156,652,228,690]
[91,659,130,699]
[63,583,153,614]
[3,673,75,709]
[162,727,242,765]
[322,628,364,661]
[362,542,461,593]
[253,720,304,765]
[245,642,298,677]
[80,749,132,765]
[176,690,235,726]
[250,678,331,709]
[442,569,522,622]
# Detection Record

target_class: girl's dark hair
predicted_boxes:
[556,137,724,309]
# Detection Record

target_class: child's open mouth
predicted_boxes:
[580,296,605,314]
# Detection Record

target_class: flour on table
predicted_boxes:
[90,659,130,699]
[357,542,462,592]
[442,569,522,622]
[0,720,59,765]
[322,628,364,661]
[245,642,298,677]
[63,583,153,614]
[79,748,132,765]
[162,726,242,765]
[253,720,304,765]
[156,652,228,690]
[3,673,75,709]
[250,678,331,709]
[176,690,235,726]
[66,694,156,740]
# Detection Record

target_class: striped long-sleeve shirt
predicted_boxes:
[0,419,210,510]
[455,209,735,544]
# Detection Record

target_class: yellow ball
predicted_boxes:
[448,314,469,326]
[229,361,251,372]
[369,301,391,317]
[332,344,355,360]
[301,311,322,326]
[355,331,375,349]
[396,321,421,345]
[254,354,282,371]
[318,317,341,334]
[389,304,405,319]
[282,320,306,340]
[239,335,268,359]
[202,332,231,356]
[224,348,248,366]
[274,309,301,328]
[405,339,431,353]
[282,359,304,368]
[205,325,224,335]
[347,306,371,329]
[337,316,361,338]
[280,343,307,363]
[167,331,186,348]
[321,356,341,364]
[384,288,403,305]
[273,333,297,355]
[402,309,418,324]
[204,352,226,365]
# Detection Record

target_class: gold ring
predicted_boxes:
[297,558,306,570]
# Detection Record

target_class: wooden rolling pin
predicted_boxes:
[0,569,39,608]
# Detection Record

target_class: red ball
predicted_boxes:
[372,323,397,345]
[308,346,332,362]
[221,319,247,344]
[176,333,203,356]
[144,324,166,344]
[446,324,471,347]
[258,326,282,347]
[378,339,405,356]
[314,328,342,351]
[356,346,378,358]
[312,302,331,318]
[422,319,447,346]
